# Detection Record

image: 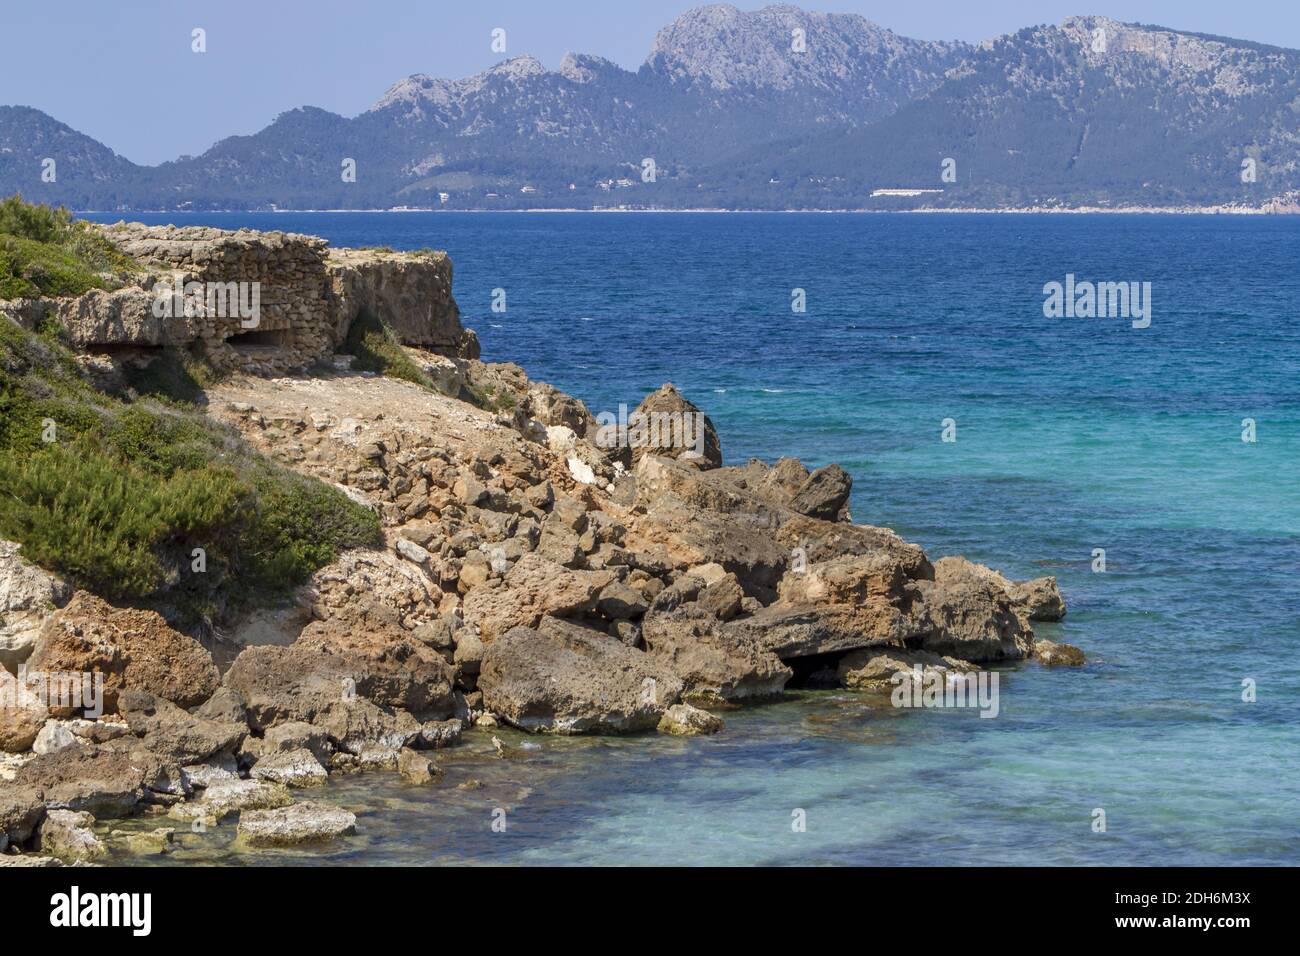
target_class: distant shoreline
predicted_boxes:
[76,205,1300,216]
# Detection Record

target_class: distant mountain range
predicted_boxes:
[3,4,1299,211]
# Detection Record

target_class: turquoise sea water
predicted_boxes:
[87,212,1300,866]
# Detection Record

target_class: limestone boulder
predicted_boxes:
[1034,640,1086,667]
[788,464,853,522]
[627,384,722,469]
[461,553,615,643]
[479,620,684,734]
[657,703,725,736]
[27,592,219,715]
[915,559,1036,663]
[14,739,181,817]
[0,668,48,753]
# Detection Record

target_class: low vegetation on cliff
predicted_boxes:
[0,194,138,300]
[0,310,381,612]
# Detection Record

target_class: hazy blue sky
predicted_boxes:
[3,1,1296,165]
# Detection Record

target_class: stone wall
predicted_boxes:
[1,223,472,375]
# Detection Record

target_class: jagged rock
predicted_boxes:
[224,624,454,731]
[0,669,48,753]
[837,648,975,689]
[657,703,725,736]
[311,699,422,755]
[697,574,745,620]
[118,690,246,765]
[256,721,333,765]
[916,559,1036,663]
[479,621,683,733]
[37,809,105,862]
[236,801,357,847]
[0,784,45,851]
[32,718,130,755]
[596,580,648,620]
[789,464,852,522]
[931,557,1066,623]
[419,718,463,749]
[180,756,239,791]
[192,687,249,726]
[642,590,791,703]
[0,540,72,671]
[168,778,293,827]
[628,384,722,469]
[27,592,219,714]
[461,553,615,643]
[14,740,180,817]
[251,748,328,787]
[1012,577,1067,621]
[1034,640,1086,667]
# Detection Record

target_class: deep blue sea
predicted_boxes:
[87,212,1300,866]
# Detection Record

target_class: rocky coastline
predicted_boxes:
[0,222,1082,864]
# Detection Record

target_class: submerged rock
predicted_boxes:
[28,592,219,714]
[1034,640,1086,667]
[236,801,357,847]
[657,703,725,736]
[36,809,105,862]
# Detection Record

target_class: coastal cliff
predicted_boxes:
[0,218,1080,861]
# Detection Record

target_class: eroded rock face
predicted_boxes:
[461,553,615,643]
[627,384,722,470]
[0,669,48,753]
[480,621,684,733]
[31,223,475,376]
[0,540,72,672]
[327,247,472,358]
[27,592,220,715]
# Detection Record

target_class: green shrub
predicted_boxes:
[0,317,382,609]
[344,310,437,391]
[0,194,138,299]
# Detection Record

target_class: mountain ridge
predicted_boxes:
[2,5,1298,211]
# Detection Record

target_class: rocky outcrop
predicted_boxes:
[9,223,474,377]
[479,621,684,733]
[628,383,722,469]
[327,247,475,358]
[0,223,1084,854]
[27,592,220,715]
[0,669,48,753]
